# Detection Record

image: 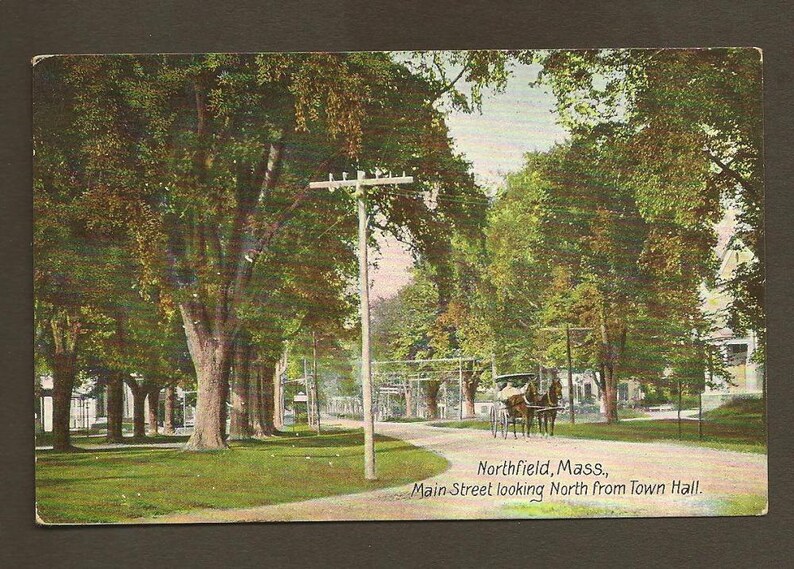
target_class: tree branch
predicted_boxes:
[704,149,754,195]
[432,63,470,101]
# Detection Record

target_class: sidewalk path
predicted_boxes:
[622,409,700,421]
[36,442,185,451]
[143,419,767,523]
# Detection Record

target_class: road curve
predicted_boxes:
[143,420,767,523]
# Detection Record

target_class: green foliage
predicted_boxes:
[703,397,764,421]
[34,52,496,419]
[536,48,764,350]
[483,118,737,403]
[36,429,448,523]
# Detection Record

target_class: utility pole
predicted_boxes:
[491,355,498,404]
[303,357,312,428]
[541,326,593,424]
[703,345,713,441]
[312,330,320,434]
[458,356,464,420]
[677,376,683,440]
[566,324,575,424]
[309,169,413,481]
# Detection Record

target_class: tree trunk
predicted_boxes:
[249,361,266,437]
[403,382,413,418]
[186,353,229,449]
[272,349,288,430]
[180,304,231,450]
[602,366,619,424]
[463,382,478,418]
[106,371,125,442]
[147,388,160,436]
[425,381,441,419]
[51,353,77,451]
[260,359,277,435]
[163,386,176,435]
[598,303,620,424]
[125,380,147,440]
[229,339,253,440]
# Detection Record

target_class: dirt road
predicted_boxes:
[145,420,767,523]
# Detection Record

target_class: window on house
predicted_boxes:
[618,383,629,401]
[584,383,592,399]
[727,343,748,366]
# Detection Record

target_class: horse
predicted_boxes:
[502,381,539,439]
[537,376,563,437]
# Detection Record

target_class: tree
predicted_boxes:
[34,59,90,451]
[44,52,498,450]
[487,130,723,422]
[536,48,764,352]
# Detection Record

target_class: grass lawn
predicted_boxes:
[503,501,633,518]
[614,407,648,419]
[430,401,766,454]
[714,494,768,516]
[35,428,448,524]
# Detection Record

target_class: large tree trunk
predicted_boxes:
[602,366,619,424]
[187,352,230,449]
[51,352,77,451]
[425,381,442,419]
[180,304,231,450]
[463,379,478,418]
[599,304,621,424]
[49,313,80,451]
[147,388,160,436]
[125,379,147,440]
[163,386,176,435]
[260,359,277,435]
[229,339,253,440]
[249,361,267,437]
[402,382,413,417]
[106,371,125,442]
[272,349,288,430]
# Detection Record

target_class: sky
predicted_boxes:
[368,64,569,301]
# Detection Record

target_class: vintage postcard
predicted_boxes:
[33,49,766,524]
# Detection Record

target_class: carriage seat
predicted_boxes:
[496,382,529,403]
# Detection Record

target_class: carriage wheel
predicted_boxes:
[490,406,498,438]
[500,412,509,439]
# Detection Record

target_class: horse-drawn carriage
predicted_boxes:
[489,373,565,439]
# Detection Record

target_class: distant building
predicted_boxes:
[36,375,135,434]
[557,370,644,409]
[701,237,764,401]
[36,376,193,435]
[474,370,643,417]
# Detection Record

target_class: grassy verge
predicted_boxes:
[35,428,448,524]
[504,501,633,518]
[615,408,649,419]
[429,415,766,454]
[703,397,764,424]
[714,494,768,516]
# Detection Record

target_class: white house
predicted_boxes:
[36,376,191,434]
[701,236,764,404]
